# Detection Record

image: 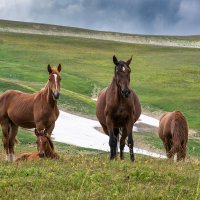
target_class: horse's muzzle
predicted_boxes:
[53,91,60,100]
[121,89,131,98]
[39,152,46,158]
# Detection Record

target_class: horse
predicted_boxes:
[15,129,59,162]
[96,55,141,161]
[0,64,61,162]
[158,111,188,161]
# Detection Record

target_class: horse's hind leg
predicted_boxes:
[164,138,173,159]
[1,120,10,161]
[177,143,187,161]
[126,121,135,162]
[119,130,127,160]
[9,124,18,162]
[100,123,108,135]
[114,128,119,154]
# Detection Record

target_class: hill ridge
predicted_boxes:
[0,19,200,48]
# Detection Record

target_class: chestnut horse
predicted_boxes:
[158,111,188,161]
[16,130,59,162]
[0,64,61,162]
[96,56,141,161]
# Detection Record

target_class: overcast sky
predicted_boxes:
[0,0,200,35]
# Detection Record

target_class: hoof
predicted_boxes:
[130,155,135,162]
[110,155,117,160]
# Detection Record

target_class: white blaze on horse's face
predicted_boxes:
[50,73,60,100]
[53,74,58,91]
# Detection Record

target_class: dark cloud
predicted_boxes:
[0,0,200,35]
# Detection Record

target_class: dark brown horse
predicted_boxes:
[158,111,188,161]
[96,56,141,161]
[0,64,61,162]
[15,130,59,162]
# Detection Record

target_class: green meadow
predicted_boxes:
[0,31,199,130]
[0,21,200,199]
[0,130,200,200]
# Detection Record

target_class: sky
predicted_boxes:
[0,0,200,36]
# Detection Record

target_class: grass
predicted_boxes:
[0,129,200,200]
[0,21,200,199]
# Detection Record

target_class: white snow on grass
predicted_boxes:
[136,114,159,127]
[52,111,166,159]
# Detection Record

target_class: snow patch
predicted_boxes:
[52,111,166,159]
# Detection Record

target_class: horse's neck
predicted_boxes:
[109,77,121,103]
[41,82,56,106]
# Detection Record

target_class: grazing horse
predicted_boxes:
[158,111,188,161]
[96,56,141,161]
[15,129,59,162]
[0,64,61,162]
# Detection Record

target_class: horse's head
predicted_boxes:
[47,64,62,100]
[113,55,132,98]
[35,130,50,158]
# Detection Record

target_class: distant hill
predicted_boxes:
[0,19,200,48]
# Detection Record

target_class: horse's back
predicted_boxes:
[159,111,188,139]
[158,112,173,138]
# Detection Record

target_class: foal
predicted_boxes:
[96,56,141,161]
[158,111,188,161]
[0,64,61,161]
[16,130,59,162]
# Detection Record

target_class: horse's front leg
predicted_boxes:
[127,121,135,162]
[106,117,117,160]
[46,122,55,136]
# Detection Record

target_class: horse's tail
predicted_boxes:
[171,111,188,158]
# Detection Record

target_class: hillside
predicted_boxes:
[0,20,199,156]
[1,19,200,48]
[0,19,200,199]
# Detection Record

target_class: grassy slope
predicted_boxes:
[0,31,199,131]
[0,129,200,200]
[0,22,200,199]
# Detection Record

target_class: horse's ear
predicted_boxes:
[57,64,61,72]
[47,64,52,74]
[126,56,132,66]
[113,55,118,66]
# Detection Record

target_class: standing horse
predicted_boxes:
[158,111,188,161]
[15,129,59,162]
[0,64,61,161]
[96,56,141,161]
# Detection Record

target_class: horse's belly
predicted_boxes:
[113,116,128,127]
[9,112,35,128]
